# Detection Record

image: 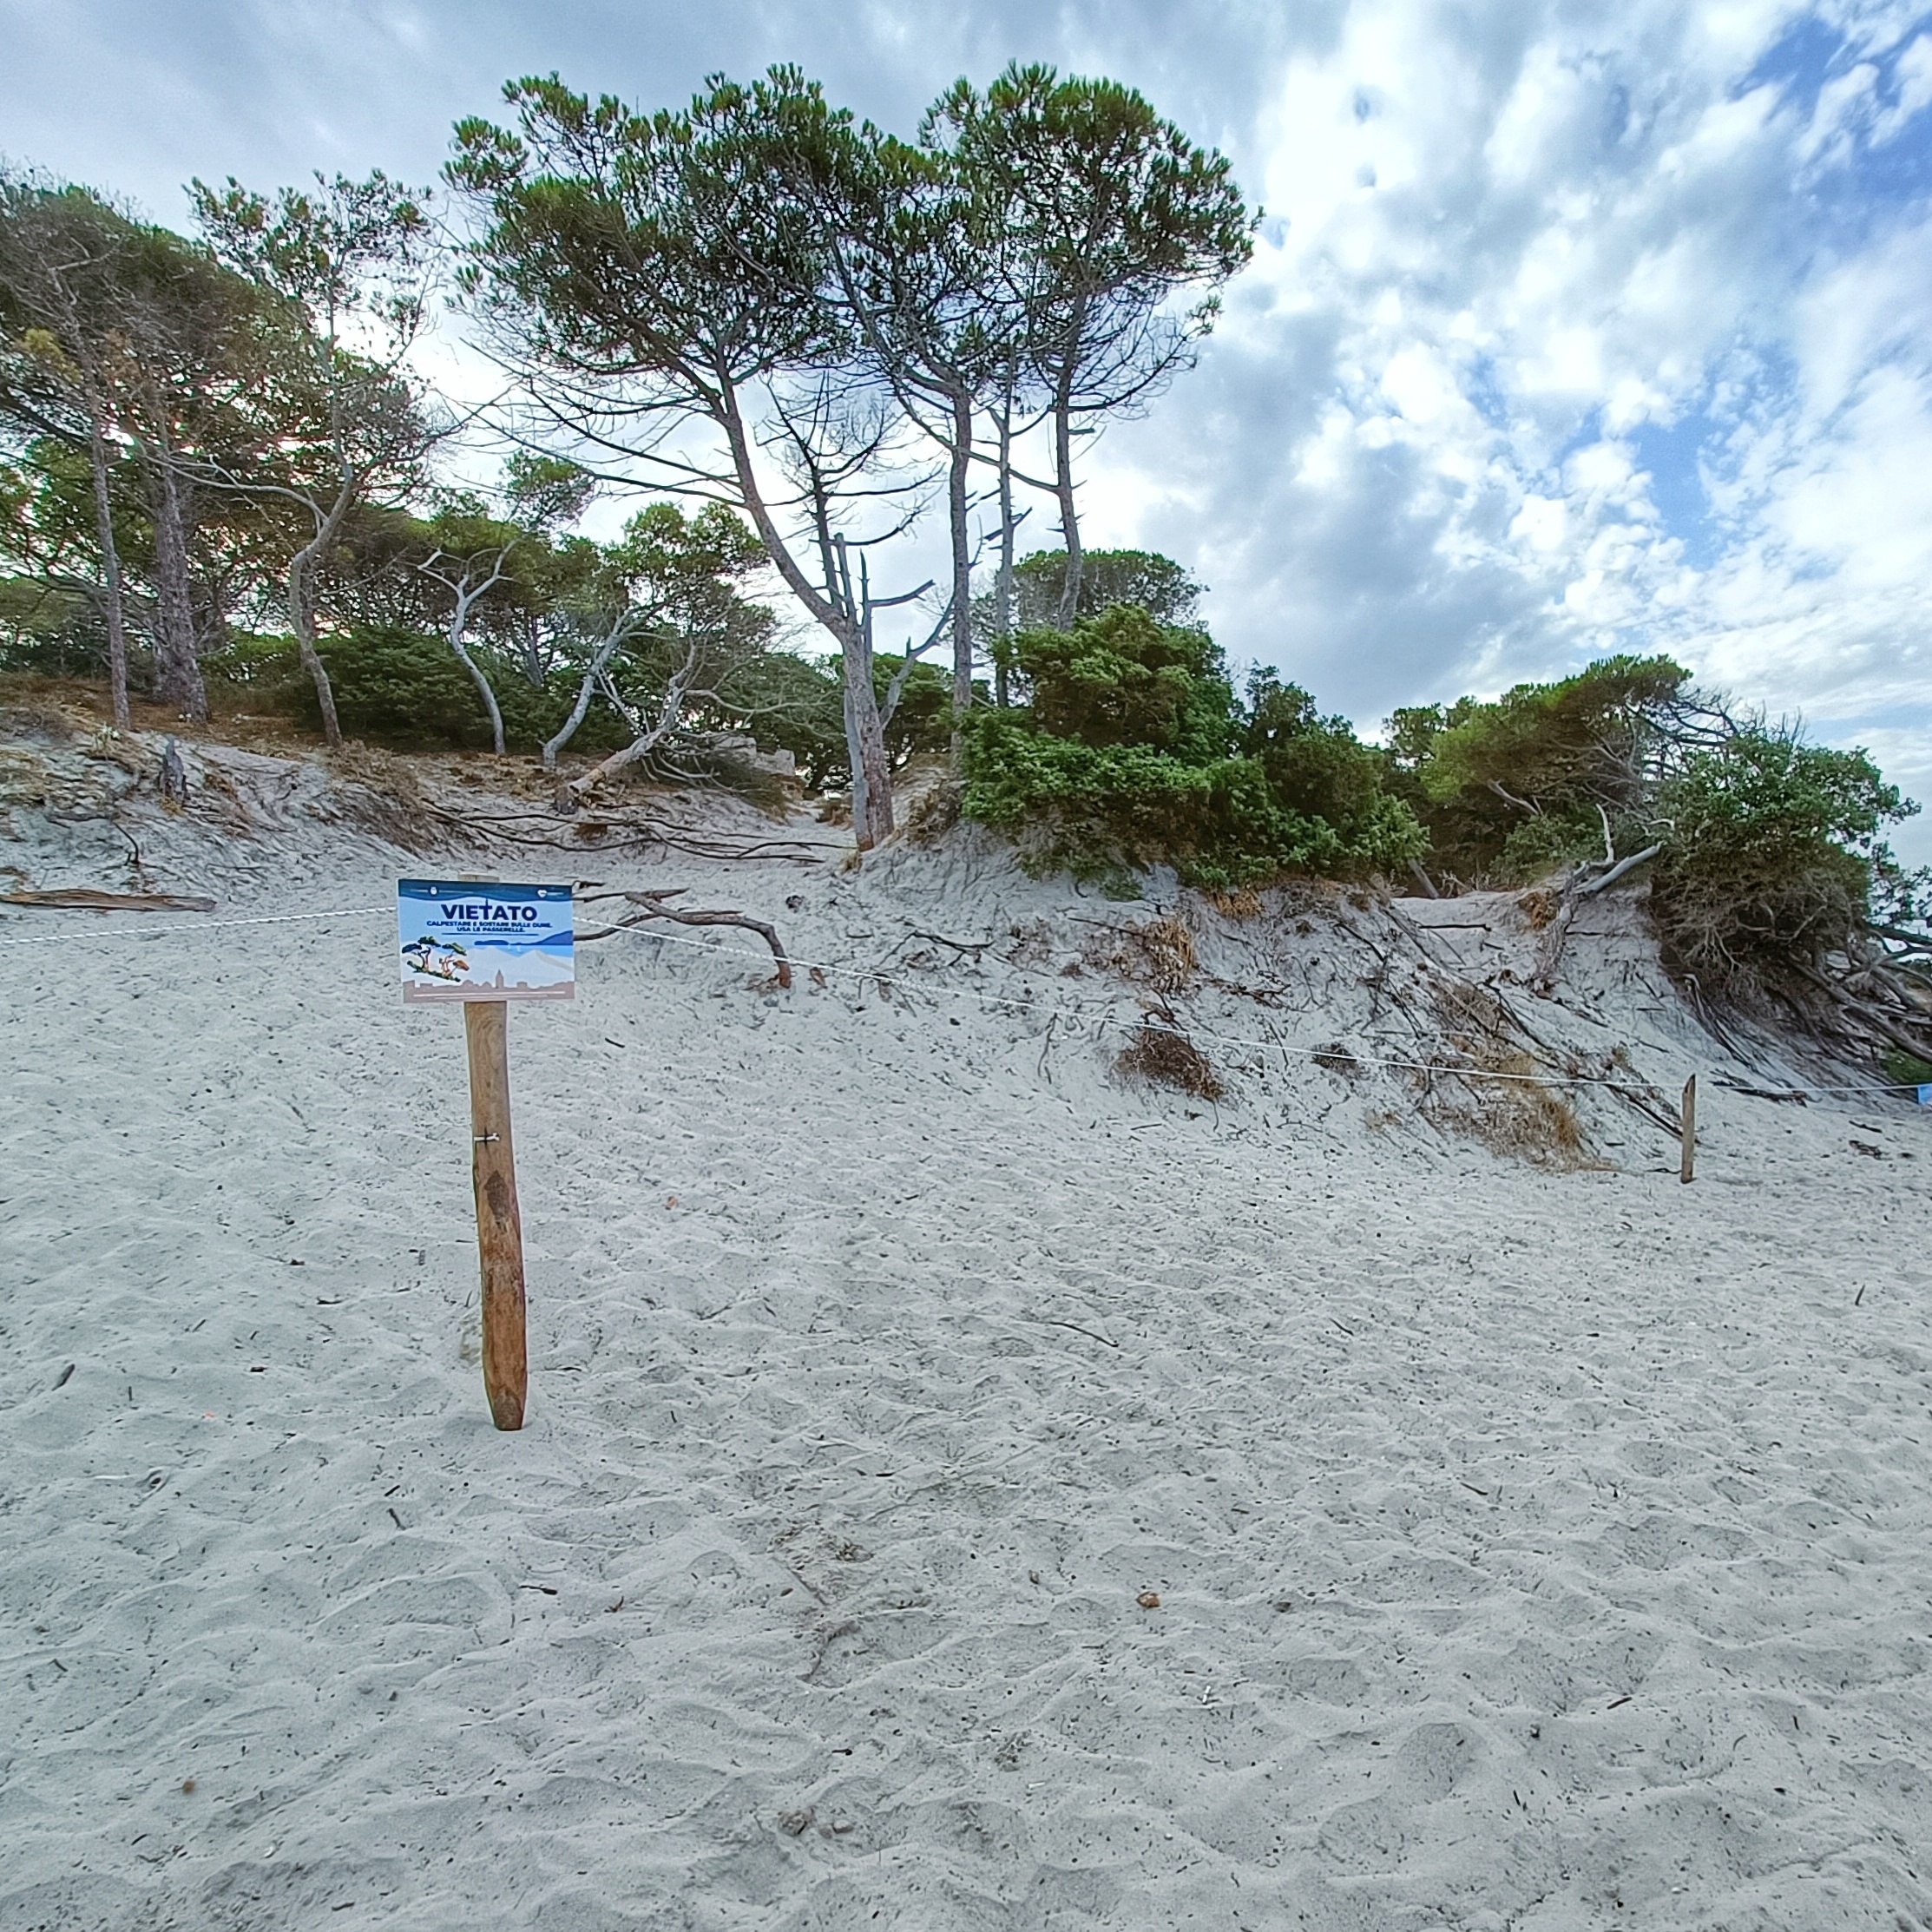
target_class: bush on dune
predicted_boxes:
[963,603,1423,889]
[1649,730,1916,984]
[1391,654,1929,1022]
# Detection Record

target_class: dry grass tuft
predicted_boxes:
[1136,912,1197,990]
[0,702,77,743]
[1518,886,1562,930]
[1090,910,1198,994]
[904,775,963,846]
[0,746,52,809]
[1199,884,1263,920]
[1418,976,1594,1167]
[1420,1064,1588,1166]
[1117,1013,1225,1100]
[1312,1041,1364,1077]
[321,742,437,848]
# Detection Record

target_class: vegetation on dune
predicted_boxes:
[1383,653,1929,1064]
[0,64,1926,1074]
[962,601,1421,888]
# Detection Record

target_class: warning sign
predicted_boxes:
[398,879,575,1003]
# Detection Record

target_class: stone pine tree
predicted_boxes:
[776,119,1022,724]
[108,219,270,720]
[924,65,1253,626]
[450,71,974,847]
[0,178,139,726]
[194,171,438,748]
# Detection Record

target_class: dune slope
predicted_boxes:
[3,726,1930,1931]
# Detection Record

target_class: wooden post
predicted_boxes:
[464,999,528,1429]
[1679,1074,1697,1186]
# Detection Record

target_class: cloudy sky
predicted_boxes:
[5,0,1930,854]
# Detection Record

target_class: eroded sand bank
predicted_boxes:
[4,731,1929,1931]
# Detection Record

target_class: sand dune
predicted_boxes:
[3,727,1929,1930]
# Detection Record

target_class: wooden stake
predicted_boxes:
[1679,1074,1697,1186]
[464,999,528,1429]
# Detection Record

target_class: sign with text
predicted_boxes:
[398,879,575,1004]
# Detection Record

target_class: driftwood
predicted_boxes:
[2,887,215,912]
[577,887,792,989]
[881,928,996,968]
[1865,922,1932,956]
[463,1001,527,1432]
[426,802,838,865]
[158,738,189,810]
[1577,840,1664,897]
[1789,958,1932,1065]
[1714,1079,1809,1103]
[1529,837,1664,995]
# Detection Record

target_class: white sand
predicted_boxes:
[3,730,1931,1930]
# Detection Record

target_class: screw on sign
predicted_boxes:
[398,877,575,1429]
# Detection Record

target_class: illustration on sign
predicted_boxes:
[398,879,575,1003]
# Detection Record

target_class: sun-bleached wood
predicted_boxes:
[464,999,527,1429]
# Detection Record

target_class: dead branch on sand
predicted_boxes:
[576,886,792,988]
[426,802,838,866]
[2,887,214,912]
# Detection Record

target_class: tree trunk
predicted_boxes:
[948,385,975,723]
[567,731,658,795]
[542,623,629,772]
[450,629,506,754]
[1052,356,1083,628]
[562,652,696,798]
[565,711,675,797]
[286,476,362,750]
[148,445,207,722]
[840,616,892,851]
[85,416,131,730]
[995,390,1015,710]
[287,541,342,747]
[714,385,891,845]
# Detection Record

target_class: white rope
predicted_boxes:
[1,892,1922,1103]
[0,904,391,948]
[604,921,1922,1101]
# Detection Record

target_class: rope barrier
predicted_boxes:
[604,918,1924,1102]
[1,891,1923,1104]
[0,904,391,948]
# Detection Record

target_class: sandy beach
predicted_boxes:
[3,733,1930,1931]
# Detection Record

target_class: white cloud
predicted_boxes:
[3,0,1929,854]
[1095,0,1932,856]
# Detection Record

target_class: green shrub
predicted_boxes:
[1395,654,1692,884]
[1649,729,1916,984]
[290,625,490,746]
[963,608,1421,886]
[962,718,1217,877]
[200,633,304,706]
[1002,603,1233,758]
[875,654,958,766]
[1883,1048,1932,1089]
[201,632,295,682]
[717,650,845,788]
[1493,810,1613,880]
[1392,654,1929,998]
[0,576,108,678]
[1241,672,1426,873]
[288,625,624,752]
